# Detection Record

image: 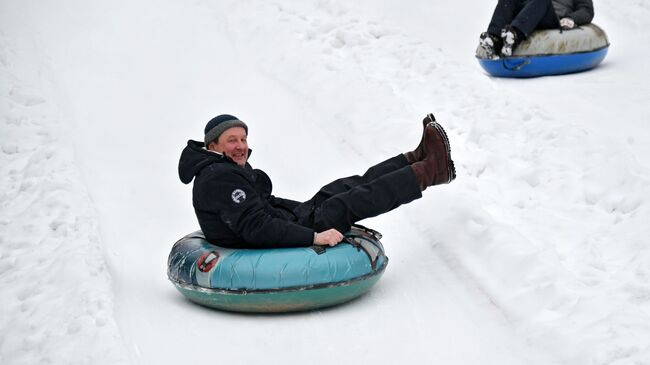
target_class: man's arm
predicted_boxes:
[211,173,315,247]
[568,0,594,26]
[268,196,301,210]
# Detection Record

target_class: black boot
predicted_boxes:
[479,32,503,60]
[500,25,523,57]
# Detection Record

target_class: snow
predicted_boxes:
[1,0,649,364]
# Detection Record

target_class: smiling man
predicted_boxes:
[179,113,456,249]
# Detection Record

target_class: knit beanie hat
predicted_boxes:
[203,114,248,146]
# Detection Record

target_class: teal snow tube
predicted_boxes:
[476,23,609,77]
[167,226,388,313]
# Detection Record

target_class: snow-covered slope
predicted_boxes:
[0,15,127,364]
[1,0,649,364]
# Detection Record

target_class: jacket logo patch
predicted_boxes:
[231,189,246,203]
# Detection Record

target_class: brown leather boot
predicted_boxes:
[404,113,436,164]
[410,119,456,190]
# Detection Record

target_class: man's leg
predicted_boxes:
[291,154,408,221]
[309,154,408,204]
[307,113,436,208]
[299,118,456,233]
[305,113,434,209]
[511,0,558,36]
[487,0,522,36]
[535,2,560,30]
[310,165,422,233]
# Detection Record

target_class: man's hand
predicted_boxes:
[313,229,344,246]
[560,17,576,30]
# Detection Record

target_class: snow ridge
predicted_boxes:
[0,34,128,365]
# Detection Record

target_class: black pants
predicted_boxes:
[487,0,559,37]
[294,154,422,233]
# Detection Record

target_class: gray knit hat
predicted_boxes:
[203,114,248,146]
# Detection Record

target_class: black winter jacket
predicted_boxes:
[552,0,594,26]
[178,140,314,248]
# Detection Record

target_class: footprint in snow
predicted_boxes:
[9,87,46,107]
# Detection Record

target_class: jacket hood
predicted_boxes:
[178,140,252,184]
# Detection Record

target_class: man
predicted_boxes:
[479,0,595,59]
[178,113,456,248]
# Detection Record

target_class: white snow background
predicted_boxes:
[1,0,649,364]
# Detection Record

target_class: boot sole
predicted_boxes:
[427,120,457,184]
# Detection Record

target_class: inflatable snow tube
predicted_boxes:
[476,23,609,78]
[167,226,388,313]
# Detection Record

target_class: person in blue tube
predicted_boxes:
[478,0,594,59]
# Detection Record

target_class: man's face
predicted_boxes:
[209,127,249,167]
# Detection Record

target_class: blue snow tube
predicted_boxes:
[167,226,388,313]
[476,24,609,78]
